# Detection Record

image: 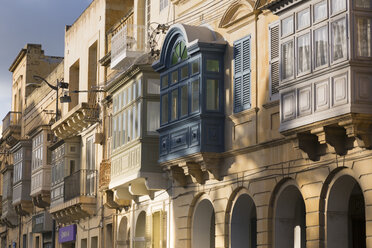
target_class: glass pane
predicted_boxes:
[331,0,346,14]
[122,111,126,144]
[161,94,168,124]
[206,79,219,111]
[281,16,294,36]
[171,90,178,120]
[127,108,132,141]
[191,79,199,112]
[181,85,188,117]
[192,60,200,74]
[147,102,160,132]
[357,17,372,57]
[314,1,327,22]
[171,71,178,84]
[315,26,329,67]
[356,0,371,8]
[332,18,347,61]
[297,8,310,30]
[181,42,188,59]
[128,86,132,103]
[297,34,311,74]
[281,40,294,79]
[123,90,127,106]
[181,66,188,80]
[161,75,168,89]
[206,60,220,72]
[148,79,160,94]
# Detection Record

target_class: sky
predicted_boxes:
[0,0,93,124]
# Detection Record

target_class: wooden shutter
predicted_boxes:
[269,21,280,100]
[234,35,251,113]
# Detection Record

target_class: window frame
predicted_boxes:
[280,37,296,82]
[296,31,312,77]
[296,7,311,31]
[313,23,330,70]
[330,15,349,64]
[354,14,372,59]
[313,0,329,24]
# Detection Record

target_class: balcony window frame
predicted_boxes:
[354,14,372,59]
[313,0,329,24]
[330,0,347,16]
[313,23,330,71]
[296,31,312,77]
[330,15,349,65]
[354,0,372,11]
[296,7,311,31]
[281,14,295,38]
[280,37,295,82]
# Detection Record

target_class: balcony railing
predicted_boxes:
[2,111,21,134]
[64,169,97,202]
[108,11,147,69]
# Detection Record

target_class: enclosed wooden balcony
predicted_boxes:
[2,111,21,147]
[50,169,97,224]
[1,164,18,227]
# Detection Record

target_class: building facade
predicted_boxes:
[0,0,372,248]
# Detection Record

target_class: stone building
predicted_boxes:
[0,0,371,248]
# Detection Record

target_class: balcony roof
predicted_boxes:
[51,103,99,139]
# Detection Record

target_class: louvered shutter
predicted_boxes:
[234,36,251,113]
[269,21,280,100]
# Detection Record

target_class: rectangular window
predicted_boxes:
[269,22,280,99]
[148,79,160,94]
[314,26,329,67]
[128,86,132,103]
[331,0,346,14]
[297,33,311,74]
[181,66,188,80]
[206,79,219,110]
[160,0,168,11]
[137,102,141,138]
[127,108,132,141]
[147,102,160,133]
[281,40,294,79]
[331,18,347,62]
[355,0,371,8]
[191,80,199,113]
[191,60,200,75]
[181,85,188,117]
[234,36,251,112]
[281,15,294,37]
[314,1,328,22]
[161,75,168,89]
[356,17,372,57]
[161,94,169,124]
[122,111,126,145]
[133,105,137,140]
[206,60,220,72]
[171,71,178,84]
[297,8,310,30]
[86,136,95,170]
[133,82,137,100]
[171,89,178,120]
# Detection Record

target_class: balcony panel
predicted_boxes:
[1,199,18,227]
[111,24,147,69]
[31,167,51,208]
[2,111,21,146]
[50,181,64,208]
[64,169,97,202]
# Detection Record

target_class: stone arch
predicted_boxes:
[118,216,129,248]
[134,211,147,246]
[269,178,306,248]
[225,187,257,248]
[320,167,366,248]
[187,193,215,248]
[219,0,255,28]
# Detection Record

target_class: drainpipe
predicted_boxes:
[101,194,104,248]
[254,10,261,145]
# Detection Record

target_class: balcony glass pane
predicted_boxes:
[171,89,178,121]
[147,101,160,133]
[171,71,178,84]
[191,79,199,113]
[332,18,347,61]
[181,85,188,117]
[161,75,168,89]
[161,94,168,124]
[314,26,328,67]
[281,16,294,36]
[192,60,200,75]
[181,66,188,80]
[206,79,219,111]
[355,0,371,9]
[297,8,310,30]
[281,40,294,79]
[331,0,346,14]
[206,60,220,72]
[314,1,327,22]
[148,79,160,94]
[357,17,372,57]
[297,33,311,74]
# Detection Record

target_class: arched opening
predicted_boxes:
[135,211,146,247]
[274,185,306,248]
[192,199,215,248]
[231,194,257,248]
[118,217,129,248]
[327,175,366,248]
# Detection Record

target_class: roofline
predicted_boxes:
[65,0,97,35]
[9,49,27,72]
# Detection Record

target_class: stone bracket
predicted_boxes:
[339,119,372,149]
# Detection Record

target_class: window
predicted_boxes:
[147,102,160,133]
[234,36,251,112]
[314,25,329,68]
[191,60,200,75]
[331,18,347,62]
[161,94,168,124]
[191,79,200,113]
[160,0,168,11]
[148,79,160,94]
[181,85,188,117]
[86,136,95,170]
[356,16,372,57]
[314,1,328,23]
[269,22,280,99]
[282,16,294,37]
[297,8,310,30]
[32,132,44,171]
[297,33,311,74]
[331,0,346,15]
[181,66,188,80]
[206,79,219,110]
[281,40,294,79]
[171,71,178,84]
[171,90,178,120]
[206,60,219,72]
[171,40,187,65]
[161,75,168,89]
[355,0,372,8]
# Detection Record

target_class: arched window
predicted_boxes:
[171,40,188,65]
